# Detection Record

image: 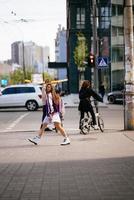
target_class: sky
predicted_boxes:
[0,0,66,61]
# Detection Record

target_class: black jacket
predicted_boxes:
[78,87,103,112]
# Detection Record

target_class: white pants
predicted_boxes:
[43,112,61,124]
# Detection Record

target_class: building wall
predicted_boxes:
[110,0,134,91]
[42,46,49,73]
[67,0,91,93]
[55,25,67,62]
[55,24,68,90]
[67,0,113,93]
[66,0,134,93]
[24,42,34,71]
[11,41,50,74]
[97,0,111,92]
[111,0,123,90]
[11,41,21,65]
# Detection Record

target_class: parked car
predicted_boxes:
[0,87,4,92]
[0,84,42,111]
[107,90,124,104]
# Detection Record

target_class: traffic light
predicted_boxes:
[88,53,95,67]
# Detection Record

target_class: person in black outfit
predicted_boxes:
[78,80,103,130]
[99,82,105,100]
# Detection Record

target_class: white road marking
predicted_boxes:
[3,113,29,132]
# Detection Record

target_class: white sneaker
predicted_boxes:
[28,136,40,145]
[61,138,70,145]
[94,125,99,130]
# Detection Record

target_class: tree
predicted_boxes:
[10,68,32,84]
[42,72,54,82]
[74,32,88,84]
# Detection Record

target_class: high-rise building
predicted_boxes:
[11,41,21,65]
[55,24,67,88]
[21,41,34,72]
[42,46,50,74]
[55,24,67,62]
[11,41,50,74]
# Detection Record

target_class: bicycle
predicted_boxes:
[80,100,104,134]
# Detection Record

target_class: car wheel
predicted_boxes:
[108,95,115,104]
[26,100,38,111]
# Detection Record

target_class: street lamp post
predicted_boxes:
[92,0,98,92]
[124,0,134,130]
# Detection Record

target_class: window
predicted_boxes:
[2,88,16,95]
[100,7,110,29]
[112,4,123,16]
[112,26,117,36]
[117,5,123,16]
[112,46,124,62]
[2,87,36,95]
[76,7,85,29]
[118,27,123,36]
[17,87,35,93]
[112,26,124,37]
[112,5,116,16]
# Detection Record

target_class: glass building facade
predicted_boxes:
[67,0,134,93]
[67,0,91,93]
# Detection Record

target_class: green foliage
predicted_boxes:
[42,72,54,82]
[74,32,88,72]
[10,68,32,84]
[10,68,24,84]
[6,68,54,85]
[26,70,32,81]
[0,74,9,81]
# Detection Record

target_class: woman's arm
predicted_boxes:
[42,87,47,104]
[90,89,103,102]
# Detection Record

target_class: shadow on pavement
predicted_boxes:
[0,156,134,199]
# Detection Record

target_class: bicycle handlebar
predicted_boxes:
[90,99,98,105]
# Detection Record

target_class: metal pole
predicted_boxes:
[124,0,134,130]
[22,41,26,80]
[92,0,98,92]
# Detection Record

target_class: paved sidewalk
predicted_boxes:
[123,130,134,142]
[0,128,134,200]
[62,94,108,108]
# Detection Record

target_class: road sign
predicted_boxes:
[97,57,108,68]
[1,79,8,86]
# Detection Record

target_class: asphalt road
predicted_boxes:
[0,104,124,133]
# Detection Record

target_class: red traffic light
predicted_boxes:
[90,54,94,63]
[88,53,95,67]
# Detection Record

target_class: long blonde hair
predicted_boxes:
[46,83,60,105]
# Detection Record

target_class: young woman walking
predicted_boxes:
[28,83,70,145]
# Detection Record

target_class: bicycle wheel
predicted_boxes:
[80,117,91,135]
[98,117,104,132]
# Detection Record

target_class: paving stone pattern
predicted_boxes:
[0,130,134,200]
